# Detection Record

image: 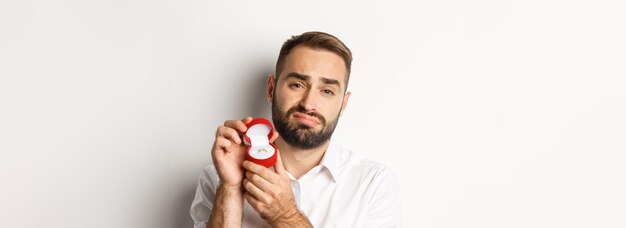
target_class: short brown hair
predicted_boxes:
[275,31,353,89]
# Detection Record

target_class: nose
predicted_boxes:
[299,88,318,112]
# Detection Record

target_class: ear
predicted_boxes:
[267,74,276,104]
[339,91,351,117]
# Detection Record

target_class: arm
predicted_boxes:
[189,165,245,228]
[207,184,244,228]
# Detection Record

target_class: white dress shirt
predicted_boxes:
[190,140,401,227]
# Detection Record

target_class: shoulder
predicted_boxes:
[334,143,399,188]
[345,154,402,226]
[333,143,401,216]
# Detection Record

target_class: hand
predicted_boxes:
[242,153,303,225]
[211,116,253,188]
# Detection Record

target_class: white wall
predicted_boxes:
[1,0,624,227]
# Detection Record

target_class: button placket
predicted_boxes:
[291,180,301,208]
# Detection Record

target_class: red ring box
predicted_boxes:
[243,118,278,168]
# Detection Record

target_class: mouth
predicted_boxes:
[292,112,321,127]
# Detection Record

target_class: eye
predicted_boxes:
[322,89,335,95]
[290,83,304,89]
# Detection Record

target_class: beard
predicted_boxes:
[272,97,341,150]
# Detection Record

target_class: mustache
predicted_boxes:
[286,106,326,125]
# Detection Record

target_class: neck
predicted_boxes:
[274,137,330,179]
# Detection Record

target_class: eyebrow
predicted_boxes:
[285,72,342,90]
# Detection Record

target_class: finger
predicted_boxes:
[269,129,279,143]
[217,126,242,144]
[243,178,272,204]
[242,116,253,124]
[273,149,286,175]
[243,192,264,213]
[215,137,231,150]
[244,192,263,212]
[243,160,278,184]
[246,171,274,192]
[224,119,247,133]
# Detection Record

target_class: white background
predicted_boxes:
[1,0,625,227]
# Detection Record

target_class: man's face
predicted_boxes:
[268,46,351,150]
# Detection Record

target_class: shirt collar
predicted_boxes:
[319,139,341,182]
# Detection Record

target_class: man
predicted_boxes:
[190,31,401,227]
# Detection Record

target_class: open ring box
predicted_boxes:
[243,118,278,168]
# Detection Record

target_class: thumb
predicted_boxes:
[269,129,279,143]
[274,149,286,175]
